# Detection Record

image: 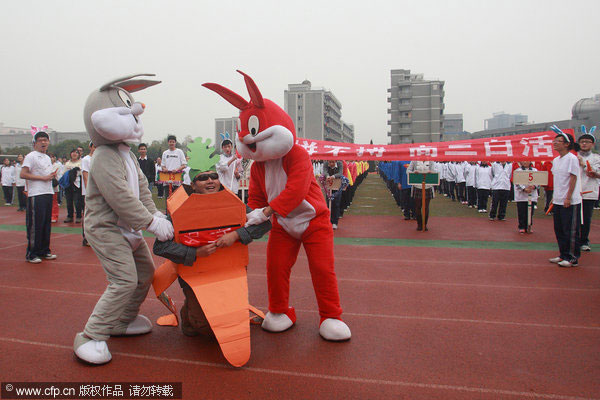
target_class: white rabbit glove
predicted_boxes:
[153,211,168,219]
[245,208,269,227]
[147,216,174,241]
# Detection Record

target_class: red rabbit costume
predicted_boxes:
[203,71,351,341]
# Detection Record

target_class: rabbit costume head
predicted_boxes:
[203,70,296,162]
[83,73,161,146]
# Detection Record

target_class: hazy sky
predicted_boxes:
[1,0,598,145]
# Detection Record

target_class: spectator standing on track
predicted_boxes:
[63,149,83,223]
[324,160,344,230]
[137,143,155,193]
[20,130,57,263]
[161,135,187,192]
[1,158,15,205]
[514,161,538,233]
[216,138,241,194]
[576,133,600,252]
[475,162,492,213]
[489,161,512,221]
[408,160,436,231]
[549,132,582,268]
[14,154,27,211]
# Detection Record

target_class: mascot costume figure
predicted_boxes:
[203,71,351,341]
[74,74,174,364]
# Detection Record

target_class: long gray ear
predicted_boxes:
[114,79,161,93]
[99,73,159,92]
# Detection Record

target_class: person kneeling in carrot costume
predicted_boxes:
[153,170,271,337]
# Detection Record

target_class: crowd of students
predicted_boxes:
[313,160,369,229]
[377,131,600,267]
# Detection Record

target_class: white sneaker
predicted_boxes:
[124,315,153,335]
[548,257,562,264]
[262,311,295,332]
[319,318,351,341]
[558,260,578,268]
[27,257,42,264]
[43,254,57,260]
[581,244,591,252]
[332,224,338,230]
[74,333,111,364]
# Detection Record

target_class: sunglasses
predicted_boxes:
[194,172,219,182]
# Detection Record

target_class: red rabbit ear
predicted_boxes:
[202,83,249,110]
[237,70,264,108]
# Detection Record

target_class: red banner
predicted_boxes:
[296,130,572,162]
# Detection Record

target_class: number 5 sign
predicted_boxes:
[512,170,548,185]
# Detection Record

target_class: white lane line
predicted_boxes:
[3,257,597,291]
[250,253,600,269]
[1,285,598,331]
[0,233,71,251]
[0,337,596,400]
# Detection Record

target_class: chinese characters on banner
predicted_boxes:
[296,130,570,162]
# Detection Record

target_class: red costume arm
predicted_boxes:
[269,145,313,218]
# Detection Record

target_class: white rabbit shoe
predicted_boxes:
[124,315,153,335]
[262,310,295,332]
[319,318,351,341]
[74,332,112,364]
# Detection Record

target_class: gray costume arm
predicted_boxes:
[133,152,157,215]
[236,205,272,245]
[91,148,153,231]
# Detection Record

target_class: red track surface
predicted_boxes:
[0,207,599,399]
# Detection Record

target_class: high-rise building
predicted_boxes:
[387,69,444,144]
[484,112,528,130]
[284,80,354,143]
[443,114,463,134]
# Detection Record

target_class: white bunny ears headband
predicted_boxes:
[30,124,49,143]
[219,131,233,146]
[580,125,597,143]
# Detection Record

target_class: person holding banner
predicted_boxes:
[514,161,538,233]
[407,160,435,231]
[549,131,582,268]
[489,161,512,221]
[576,130,600,252]
[475,162,492,213]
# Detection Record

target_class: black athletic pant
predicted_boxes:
[2,185,13,204]
[26,194,53,260]
[477,189,490,211]
[490,189,510,219]
[457,182,466,202]
[16,186,26,210]
[580,199,596,246]
[467,186,477,207]
[65,185,82,219]
[448,182,456,200]
[516,201,535,230]
[553,204,581,262]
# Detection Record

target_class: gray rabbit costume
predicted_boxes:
[74,74,174,364]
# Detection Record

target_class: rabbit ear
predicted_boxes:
[237,70,265,108]
[219,133,225,140]
[115,79,161,93]
[203,83,249,110]
[99,73,159,92]
[590,126,597,134]
[581,125,587,134]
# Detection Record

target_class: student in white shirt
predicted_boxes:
[576,132,600,251]
[489,161,512,220]
[1,158,15,205]
[216,139,241,194]
[465,162,478,208]
[513,161,539,233]
[20,131,57,263]
[549,132,582,268]
[13,154,27,211]
[475,162,492,213]
[161,135,187,190]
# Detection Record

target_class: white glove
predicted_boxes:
[147,216,174,241]
[245,207,269,227]
[153,211,167,219]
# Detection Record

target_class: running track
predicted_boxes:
[0,205,598,399]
